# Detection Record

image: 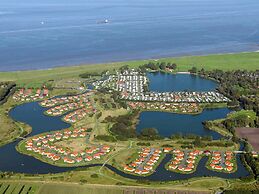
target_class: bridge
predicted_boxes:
[17,137,26,140]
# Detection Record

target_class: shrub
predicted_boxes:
[90,174,99,178]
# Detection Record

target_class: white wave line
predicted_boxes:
[0,23,96,34]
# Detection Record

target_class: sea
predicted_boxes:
[0,0,259,71]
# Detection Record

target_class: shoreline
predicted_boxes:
[1,51,258,86]
[1,50,259,73]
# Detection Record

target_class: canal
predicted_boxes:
[0,73,250,180]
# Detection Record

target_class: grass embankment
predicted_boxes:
[0,98,32,147]
[0,179,215,194]
[1,168,230,193]
[0,52,259,86]
[200,103,228,109]
[205,119,233,137]
[205,110,258,137]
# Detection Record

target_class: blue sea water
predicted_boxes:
[0,0,259,71]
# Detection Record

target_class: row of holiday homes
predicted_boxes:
[127,101,200,113]
[24,127,110,164]
[208,151,235,172]
[123,147,236,175]
[63,106,96,123]
[168,149,202,173]
[121,91,229,103]
[40,91,95,108]
[124,147,163,175]
[13,88,49,102]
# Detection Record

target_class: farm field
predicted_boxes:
[0,182,39,194]
[38,183,211,194]
[236,128,259,152]
[0,181,213,194]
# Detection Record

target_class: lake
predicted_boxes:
[136,109,230,139]
[147,72,218,92]
[1,0,259,71]
[0,102,249,179]
[0,74,250,179]
[137,72,228,138]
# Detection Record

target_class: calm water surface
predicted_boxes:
[147,72,217,92]
[138,72,225,138]
[1,0,259,71]
[136,109,230,139]
[0,74,250,179]
[0,102,249,179]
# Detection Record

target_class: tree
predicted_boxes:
[141,128,158,136]
[146,62,158,70]
[171,63,177,70]
[159,62,166,70]
[192,136,204,147]
[119,65,129,72]
[96,112,102,119]
[140,128,160,139]
[189,66,197,74]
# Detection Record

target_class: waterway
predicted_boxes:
[0,102,249,179]
[0,74,250,180]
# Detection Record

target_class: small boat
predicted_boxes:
[97,19,109,24]
[41,21,45,25]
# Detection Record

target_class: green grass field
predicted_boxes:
[228,110,257,120]
[0,182,39,194]
[0,52,258,86]
[38,183,124,194]
[0,181,212,194]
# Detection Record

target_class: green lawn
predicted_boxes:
[227,110,257,121]
[0,52,258,86]
[38,183,125,194]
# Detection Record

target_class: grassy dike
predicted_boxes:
[0,52,259,86]
[0,98,32,147]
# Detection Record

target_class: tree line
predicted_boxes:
[139,62,177,72]
[198,69,259,116]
